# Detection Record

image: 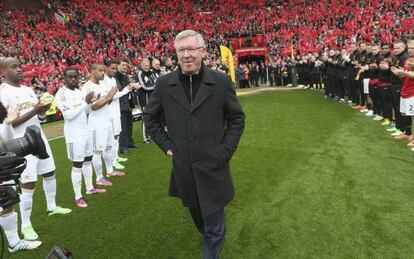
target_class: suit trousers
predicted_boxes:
[350,78,361,105]
[369,84,382,116]
[341,77,351,100]
[119,111,134,149]
[189,207,226,259]
[336,77,345,99]
[326,75,336,98]
[380,87,393,120]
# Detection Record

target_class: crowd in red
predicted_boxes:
[0,0,413,92]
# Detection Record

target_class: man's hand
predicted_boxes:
[4,106,19,124]
[127,83,142,91]
[379,63,389,70]
[107,87,117,99]
[34,102,51,115]
[85,91,95,104]
[391,66,403,76]
[166,149,173,157]
[360,65,369,72]
[369,63,378,70]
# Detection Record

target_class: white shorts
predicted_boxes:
[363,78,370,94]
[20,134,56,184]
[66,138,93,162]
[111,117,121,136]
[400,97,414,115]
[90,127,113,152]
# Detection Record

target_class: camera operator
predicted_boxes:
[0,102,42,252]
[0,57,71,242]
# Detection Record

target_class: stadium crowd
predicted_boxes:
[0,0,413,255]
[0,0,413,90]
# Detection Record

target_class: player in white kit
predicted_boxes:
[0,58,71,241]
[0,100,42,253]
[103,59,140,173]
[55,68,106,208]
[82,63,117,186]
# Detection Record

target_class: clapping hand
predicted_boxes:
[127,83,142,91]
[85,91,96,104]
[391,66,403,76]
[34,102,51,115]
[4,106,19,124]
[108,86,117,99]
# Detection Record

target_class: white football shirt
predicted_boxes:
[0,83,41,138]
[102,75,129,119]
[55,86,89,143]
[82,80,111,130]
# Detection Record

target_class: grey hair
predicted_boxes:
[174,30,206,49]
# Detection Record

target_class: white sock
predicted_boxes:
[0,211,20,247]
[19,188,34,228]
[113,139,119,160]
[92,153,104,180]
[142,121,147,141]
[82,161,94,191]
[43,175,57,211]
[71,167,83,200]
[103,147,115,173]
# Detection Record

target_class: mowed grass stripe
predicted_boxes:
[9,90,414,259]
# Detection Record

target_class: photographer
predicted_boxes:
[0,102,42,252]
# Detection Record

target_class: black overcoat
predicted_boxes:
[143,66,245,217]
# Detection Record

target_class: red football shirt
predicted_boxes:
[400,61,414,98]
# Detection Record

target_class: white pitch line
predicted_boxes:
[46,87,298,140]
[48,135,64,141]
[236,86,298,96]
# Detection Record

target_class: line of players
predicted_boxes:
[295,40,414,147]
[0,57,140,253]
[56,59,142,209]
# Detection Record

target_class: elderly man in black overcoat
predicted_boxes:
[144,30,245,259]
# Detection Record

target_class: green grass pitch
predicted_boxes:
[7,89,414,258]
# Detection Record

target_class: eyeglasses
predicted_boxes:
[176,47,203,55]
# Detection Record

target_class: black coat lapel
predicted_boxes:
[168,70,191,110]
[190,67,215,113]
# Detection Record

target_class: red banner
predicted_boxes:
[236,47,268,57]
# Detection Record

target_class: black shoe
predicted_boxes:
[120,148,131,155]
[128,144,139,148]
